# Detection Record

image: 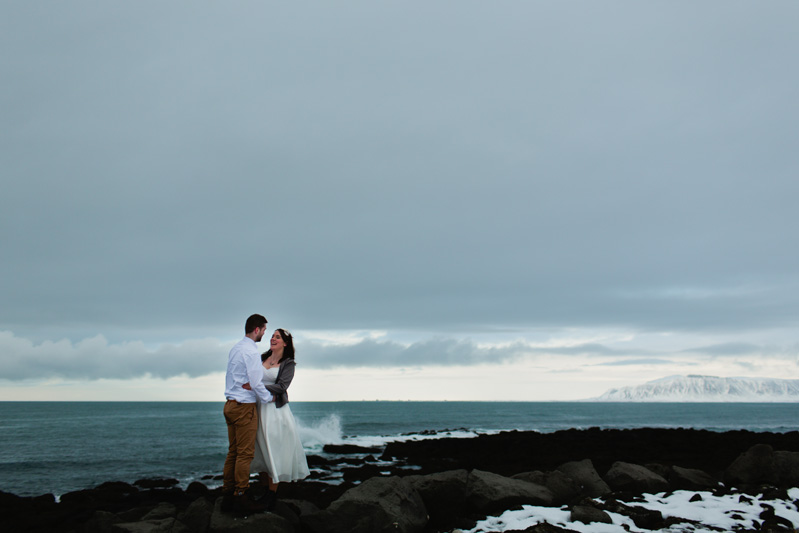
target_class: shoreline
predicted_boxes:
[3,427,799,532]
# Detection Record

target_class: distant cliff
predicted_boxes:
[593,375,799,402]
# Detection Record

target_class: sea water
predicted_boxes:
[0,401,796,497]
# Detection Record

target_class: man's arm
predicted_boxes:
[245,353,273,403]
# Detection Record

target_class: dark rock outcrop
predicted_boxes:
[604,461,670,494]
[466,469,554,514]
[512,470,582,505]
[570,504,612,524]
[301,476,427,533]
[556,459,612,497]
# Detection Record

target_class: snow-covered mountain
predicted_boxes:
[592,375,799,402]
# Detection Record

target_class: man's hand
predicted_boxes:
[242,383,252,390]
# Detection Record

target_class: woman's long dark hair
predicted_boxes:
[261,328,295,363]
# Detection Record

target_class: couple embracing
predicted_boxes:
[221,314,310,514]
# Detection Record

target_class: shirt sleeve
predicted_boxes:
[246,352,273,403]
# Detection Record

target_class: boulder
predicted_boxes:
[77,510,121,533]
[323,444,382,454]
[669,465,719,490]
[134,478,179,489]
[512,470,581,505]
[556,459,611,497]
[301,476,427,533]
[526,523,581,533]
[570,504,612,524]
[600,497,664,529]
[177,497,213,533]
[773,451,799,486]
[186,482,210,496]
[404,469,469,527]
[141,502,177,521]
[724,444,779,486]
[281,498,320,517]
[115,518,190,533]
[208,497,294,533]
[466,469,554,514]
[604,461,669,494]
[270,500,301,530]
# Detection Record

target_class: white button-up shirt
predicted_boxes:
[224,337,273,403]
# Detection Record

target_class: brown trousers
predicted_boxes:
[222,400,258,495]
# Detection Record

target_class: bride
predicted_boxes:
[244,328,310,504]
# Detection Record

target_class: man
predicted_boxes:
[222,314,273,513]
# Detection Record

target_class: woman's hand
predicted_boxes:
[242,383,252,390]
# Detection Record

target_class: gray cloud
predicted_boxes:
[594,359,676,367]
[0,331,228,381]
[682,342,763,356]
[0,329,653,380]
[2,2,799,355]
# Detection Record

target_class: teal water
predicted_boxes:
[0,401,797,497]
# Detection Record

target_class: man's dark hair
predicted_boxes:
[245,314,267,334]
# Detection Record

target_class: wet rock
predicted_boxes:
[466,469,554,514]
[177,497,213,533]
[512,470,582,505]
[134,478,180,489]
[570,504,612,524]
[77,510,121,533]
[604,461,669,494]
[405,469,469,528]
[187,481,210,496]
[600,497,664,529]
[301,476,427,533]
[115,517,190,533]
[323,444,383,454]
[341,463,385,482]
[759,503,797,532]
[669,465,719,490]
[525,523,581,533]
[140,502,177,520]
[281,497,320,517]
[725,444,780,486]
[208,497,294,533]
[556,459,611,497]
[774,451,799,486]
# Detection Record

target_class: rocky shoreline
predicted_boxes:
[2,427,799,532]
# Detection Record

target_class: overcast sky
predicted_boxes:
[2,1,798,401]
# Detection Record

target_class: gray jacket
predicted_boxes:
[265,358,295,409]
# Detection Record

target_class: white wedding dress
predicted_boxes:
[250,366,310,482]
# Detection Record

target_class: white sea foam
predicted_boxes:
[456,489,799,533]
[296,414,344,452]
[296,412,493,454]
[332,428,493,449]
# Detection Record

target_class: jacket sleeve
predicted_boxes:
[265,359,295,396]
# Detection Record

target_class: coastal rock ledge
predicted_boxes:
[2,427,799,532]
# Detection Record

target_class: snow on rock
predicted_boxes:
[455,488,799,533]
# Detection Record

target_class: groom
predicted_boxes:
[222,313,274,513]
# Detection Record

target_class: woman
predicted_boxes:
[247,328,310,499]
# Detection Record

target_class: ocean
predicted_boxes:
[1,401,797,498]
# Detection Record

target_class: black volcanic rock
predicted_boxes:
[381,427,799,477]
[4,428,799,532]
